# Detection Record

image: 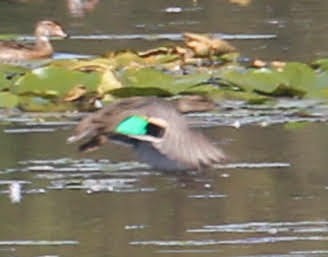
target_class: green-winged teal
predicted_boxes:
[68,96,226,171]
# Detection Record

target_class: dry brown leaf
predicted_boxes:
[183,32,236,57]
[138,47,171,57]
[173,95,216,113]
[64,85,87,101]
[252,59,267,68]
[271,61,286,70]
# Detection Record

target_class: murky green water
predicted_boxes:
[1,1,328,257]
[1,119,328,257]
[1,0,328,61]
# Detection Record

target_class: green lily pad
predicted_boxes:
[0,92,19,108]
[222,68,281,93]
[0,64,27,90]
[106,51,146,68]
[311,58,328,71]
[120,67,213,95]
[121,68,178,93]
[12,66,100,97]
[281,62,316,92]
[18,95,73,112]
[221,62,319,98]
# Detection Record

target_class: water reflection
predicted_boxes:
[67,0,100,18]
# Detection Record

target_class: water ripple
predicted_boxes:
[187,221,328,233]
[130,236,328,246]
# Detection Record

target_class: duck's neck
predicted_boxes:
[34,36,53,56]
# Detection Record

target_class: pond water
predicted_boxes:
[1,119,328,257]
[1,1,328,257]
[0,0,328,61]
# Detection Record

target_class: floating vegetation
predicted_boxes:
[0,33,327,112]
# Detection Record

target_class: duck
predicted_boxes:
[67,96,226,171]
[0,20,67,61]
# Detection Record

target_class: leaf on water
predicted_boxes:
[311,58,328,71]
[184,32,237,57]
[0,64,27,90]
[52,59,123,96]
[120,67,216,96]
[66,58,113,72]
[64,85,87,101]
[222,68,284,93]
[0,92,19,108]
[18,95,73,112]
[120,68,178,94]
[221,62,318,98]
[173,95,216,113]
[97,69,123,95]
[12,66,100,97]
[138,47,180,64]
[104,51,146,68]
[280,62,316,92]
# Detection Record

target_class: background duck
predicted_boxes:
[68,96,226,171]
[0,20,67,61]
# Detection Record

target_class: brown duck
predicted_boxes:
[0,20,67,61]
[67,96,226,171]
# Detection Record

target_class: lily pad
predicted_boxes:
[120,68,213,95]
[311,58,328,71]
[0,64,27,90]
[0,92,19,108]
[281,62,316,92]
[18,95,73,112]
[12,66,100,97]
[221,62,318,98]
[222,68,284,93]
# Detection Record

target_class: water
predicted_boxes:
[0,120,328,257]
[0,1,328,257]
[0,1,327,61]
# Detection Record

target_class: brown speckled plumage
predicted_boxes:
[0,20,67,61]
[68,96,226,171]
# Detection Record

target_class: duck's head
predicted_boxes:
[34,20,68,40]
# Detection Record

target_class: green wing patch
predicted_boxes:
[115,115,149,135]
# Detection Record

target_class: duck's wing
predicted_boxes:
[67,97,151,150]
[0,40,33,50]
[68,96,226,170]
[126,101,227,170]
[156,126,226,170]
